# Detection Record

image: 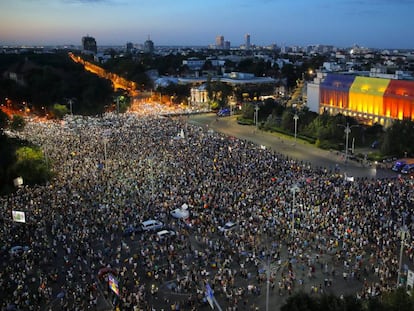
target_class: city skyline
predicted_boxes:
[1,0,413,49]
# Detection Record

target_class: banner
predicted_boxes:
[12,211,26,223]
[13,177,23,187]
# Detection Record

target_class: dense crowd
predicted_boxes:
[1,110,413,310]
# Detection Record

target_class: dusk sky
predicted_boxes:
[1,0,413,49]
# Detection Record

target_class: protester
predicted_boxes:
[1,106,413,310]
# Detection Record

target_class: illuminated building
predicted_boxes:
[308,73,414,127]
[190,84,208,105]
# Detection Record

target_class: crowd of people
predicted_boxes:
[1,108,413,310]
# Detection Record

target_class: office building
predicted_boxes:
[216,35,224,49]
[82,35,97,54]
[144,36,154,54]
[126,42,133,53]
[245,34,251,50]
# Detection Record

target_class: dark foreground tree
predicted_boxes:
[10,115,26,131]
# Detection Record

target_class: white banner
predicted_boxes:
[12,211,26,223]
[407,269,414,289]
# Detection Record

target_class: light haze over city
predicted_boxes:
[1,0,413,49]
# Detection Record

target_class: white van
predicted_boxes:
[141,219,164,231]
[157,229,176,239]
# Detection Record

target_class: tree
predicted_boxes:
[381,120,414,157]
[281,108,294,131]
[51,103,69,119]
[280,291,318,311]
[241,102,255,120]
[12,146,51,185]
[0,110,9,130]
[10,115,26,131]
[281,63,299,89]
[380,287,414,311]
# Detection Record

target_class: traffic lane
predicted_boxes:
[189,114,397,179]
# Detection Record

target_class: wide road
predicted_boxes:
[188,113,397,180]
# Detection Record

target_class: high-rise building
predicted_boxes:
[126,42,133,53]
[224,41,231,50]
[144,35,154,54]
[245,34,251,50]
[82,35,97,54]
[216,35,224,49]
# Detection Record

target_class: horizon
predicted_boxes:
[1,0,413,50]
[2,43,413,52]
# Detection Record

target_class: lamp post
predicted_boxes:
[338,123,359,164]
[254,233,278,311]
[397,213,409,287]
[68,99,73,115]
[293,113,299,144]
[254,104,260,129]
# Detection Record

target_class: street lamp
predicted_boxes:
[254,233,278,311]
[68,99,73,115]
[397,213,410,287]
[254,104,260,129]
[293,113,299,143]
[337,123,359,164]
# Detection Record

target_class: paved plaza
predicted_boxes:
[1,111,413,310]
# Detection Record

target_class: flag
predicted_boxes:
[108,274,119,296]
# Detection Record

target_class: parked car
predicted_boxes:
[141,219,164,231]
[218,221,238,233]
[156,229,176,240]
[401,163,414,174]
[217,108,230,117]
[392,158,414,172]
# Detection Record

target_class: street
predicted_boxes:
[188,113,398,180]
